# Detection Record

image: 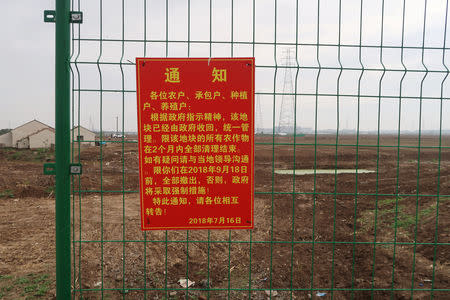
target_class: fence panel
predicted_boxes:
[68,0,450,298]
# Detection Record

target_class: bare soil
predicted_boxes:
[0,134,449,299]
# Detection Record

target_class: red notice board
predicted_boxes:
[136,58,254,230]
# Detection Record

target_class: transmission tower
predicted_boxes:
[255,94,264,134]
[89,115,95,132]
[277,48,296,134]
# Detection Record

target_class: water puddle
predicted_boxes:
[275,169,375,175]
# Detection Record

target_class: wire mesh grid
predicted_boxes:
[69,0,450,298]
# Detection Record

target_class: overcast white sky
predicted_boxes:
[1,1,55,129]
[1,0,450,133]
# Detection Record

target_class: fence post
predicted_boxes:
[55,0,71,298]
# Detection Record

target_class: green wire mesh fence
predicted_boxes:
[69,0,450,298]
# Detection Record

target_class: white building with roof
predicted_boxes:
[0,121,97,148]
[71,126,96,146]
[0,120,55,149]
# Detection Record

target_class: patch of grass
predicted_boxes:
[0,277,13,299]
[0,275,12,281]
[358,197,447,237]
[380,244,393,249]
[0,276,13,299]
[15,276,30,285]
[193,269,208,278]
[395,212,416,229]
[45,185,55,195]
[0,273,50,299]
[419,203,437,218]
[11,151,25,160]
[33,148,54,162]
[1,148,55,162]
[0,189,14,198]
[378,197,404,206]
[103,293,114,300]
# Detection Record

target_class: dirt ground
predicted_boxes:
[0,134,449,299]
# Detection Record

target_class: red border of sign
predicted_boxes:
[136,57,255,230]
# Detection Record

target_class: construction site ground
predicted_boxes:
[0,134,449,299]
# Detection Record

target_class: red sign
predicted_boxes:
[136,58,254,230]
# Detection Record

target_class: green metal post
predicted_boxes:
[55,0,71,298]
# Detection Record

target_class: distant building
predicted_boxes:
[71,126,96,146]
[29,128,55,149]
[0,120,55,149]
[0,121,97,148]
